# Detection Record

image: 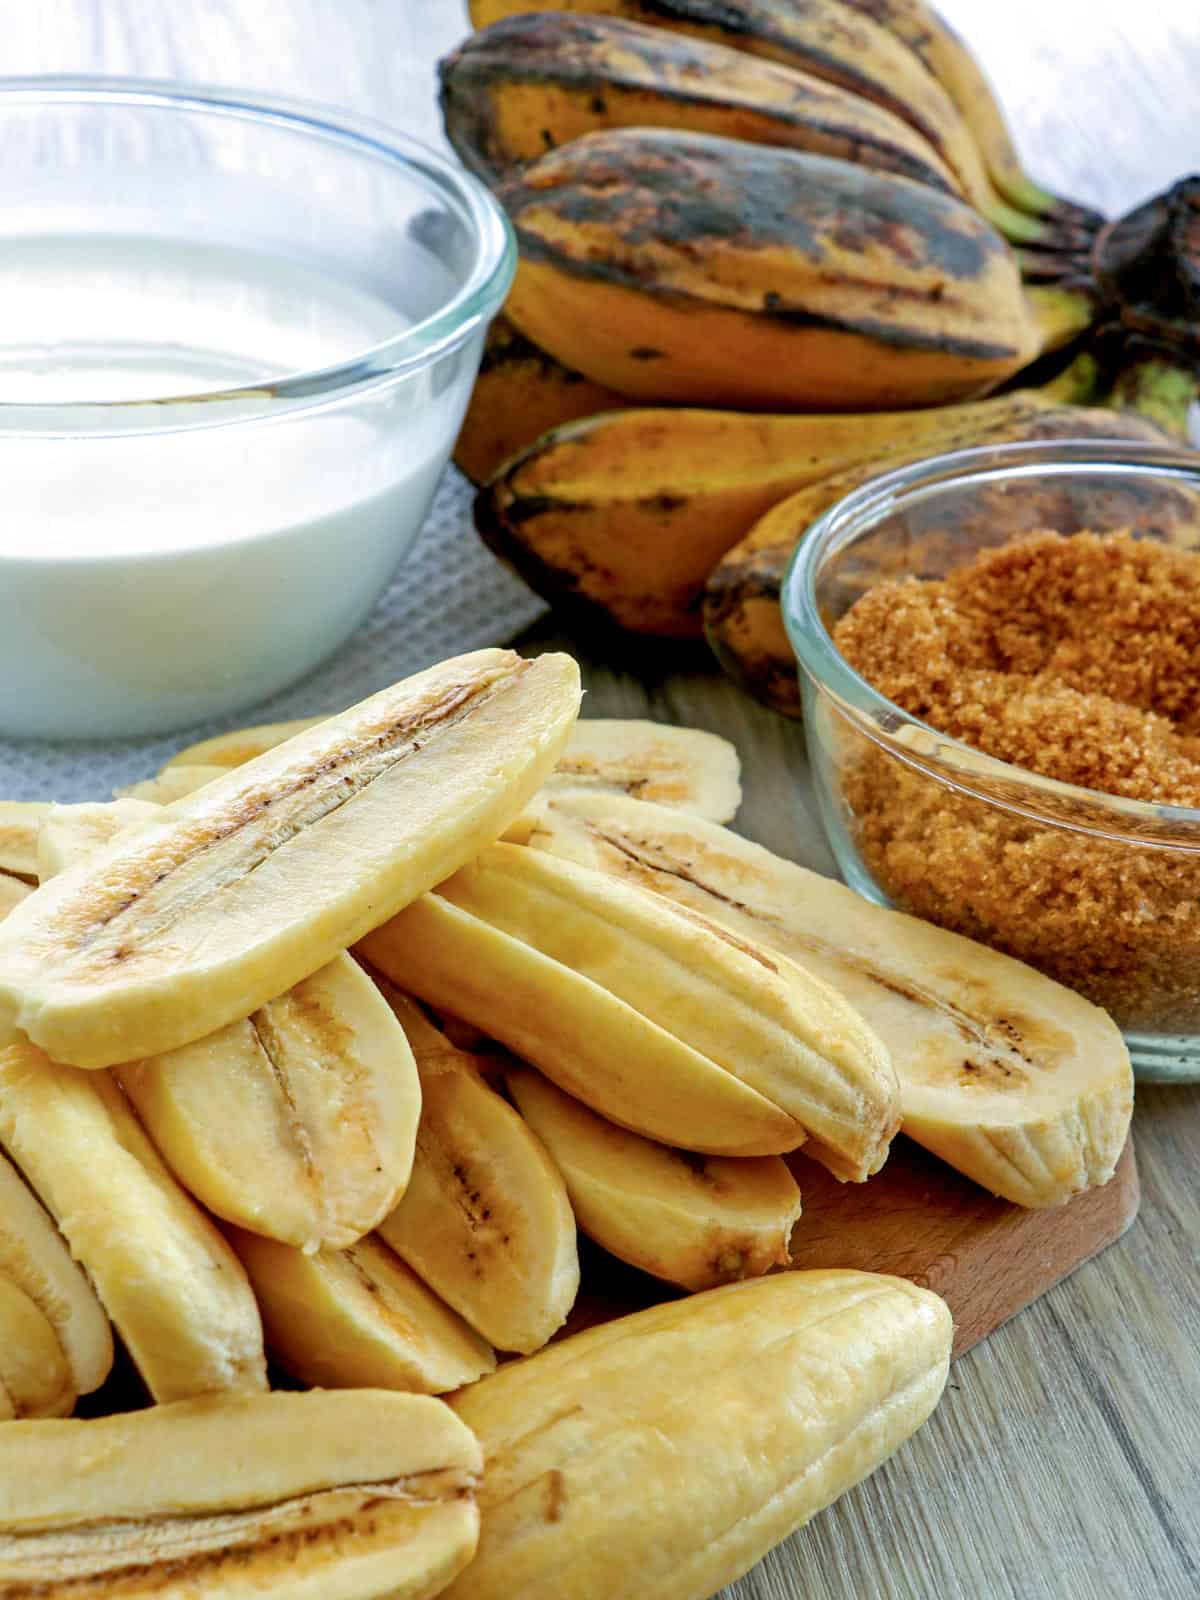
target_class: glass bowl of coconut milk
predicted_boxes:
[0,77,515,738]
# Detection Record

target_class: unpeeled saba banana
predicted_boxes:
[465,0,1091,250]
[360,842,899,1176]
[496,129,1063,412]
[0,1040,267,1402]
[370,985,580,1354]
[508,1067,802,1291]
[229,1228,497,1394]
[0,1277,73,1421]
[454,315,627,485]
[0,649,581,1069]
[0,1389,481,1599]
[35,800,424,1256]
[704,404,1180,713]
[836,0,1102,229]
[529,792,1134,1207]
[444,1270,951,1600]
[444,12,961,197]
[0,1150,112,1405]
[475,377,1100,638]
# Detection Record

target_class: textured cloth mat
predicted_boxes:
[0,468,547,801]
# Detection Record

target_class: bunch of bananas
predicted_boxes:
[444,0,1194,714]
[0,655,1131,1596]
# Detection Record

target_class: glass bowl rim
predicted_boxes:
[0,74,517,438]
[782,436,1200,847]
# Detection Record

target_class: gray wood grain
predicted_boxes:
[11,3,1200,1597]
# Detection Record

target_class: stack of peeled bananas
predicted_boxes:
[444,0,1193,715]
[0,649,1132,1598]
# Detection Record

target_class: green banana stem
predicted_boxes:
[1035,351,1103,405]
[1108,351,1199,442]
[1025,281,1100,357]
[984,191,1095,252]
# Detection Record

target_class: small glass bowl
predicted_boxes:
[0,77,515,739]
[782,439,1200,1083]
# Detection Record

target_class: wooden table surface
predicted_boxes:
[15,4,1200,1597]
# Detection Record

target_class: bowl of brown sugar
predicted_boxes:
[782,439,1200,1082]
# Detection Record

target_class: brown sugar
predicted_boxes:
[832,531,1200,1032]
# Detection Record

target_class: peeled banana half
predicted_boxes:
[0,649,581,1068]
[361,842,899,1176]
[36,799,423,1257]
[530,793,1133,1207]
[229,1228,497,1395]
[0,1040,267,1404]
[508,1066,802,1292]
[0,1390,482,1599]
[371,984,580,1355]
[447,1270,952,1600]
[0,1276,74,1421]
[0,1149,113,1404]
[0,878,30,924]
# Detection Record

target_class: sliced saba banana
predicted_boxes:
[122,956,421,1254]
[0,1389,481,1600]
[360,843,899,1176]
[0,1276,74,1420]
[552,719,740,820]
[162,714,742,822]
[165,716,324,769]
[36,801,423,1255]
[371,984,580,1354]
[228,1228,496,1394]
[0,803,44,883]
[0,1149,112,1400]
[116,764,229,804]
[0,1039,266,1403]
[508,1066,802,1291]
[0,649,581,1069]
[531,793,1133,1206]
[0,879,30,923]
[445,1271,951,1600]
[35,798,160,882]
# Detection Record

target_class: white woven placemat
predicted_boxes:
[0,469,546,801]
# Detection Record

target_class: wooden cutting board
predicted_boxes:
[568,1135,1140,1361]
